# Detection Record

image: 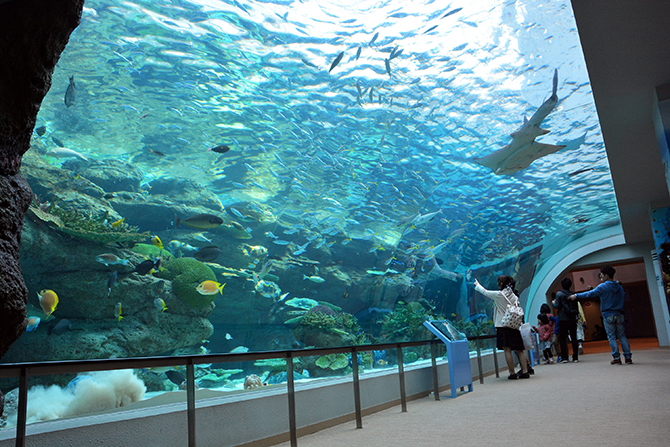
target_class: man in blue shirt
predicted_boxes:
[569,265,632,364]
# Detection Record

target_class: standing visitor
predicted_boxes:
[554,277,579,363]
[474,275,530,379]
[569,265,632,364]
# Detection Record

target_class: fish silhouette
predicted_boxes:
[474,69,567,175]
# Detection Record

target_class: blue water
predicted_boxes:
[23,0,620,357]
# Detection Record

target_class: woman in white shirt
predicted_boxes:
[474,275,530,379]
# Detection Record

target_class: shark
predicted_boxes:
[474,69,566,175]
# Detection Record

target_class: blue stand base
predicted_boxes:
[446,339,473,398]
[423,321,474,398]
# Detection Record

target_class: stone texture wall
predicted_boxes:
[0,0,85,359]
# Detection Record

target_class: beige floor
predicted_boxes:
[273,339,670,447]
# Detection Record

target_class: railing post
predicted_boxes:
[430,341,439,400]
[396,345,407,412]
[286,354,297,447]
[15,366,27,447]
[186,359,196,447]
[351,348,362,428]
[476,339,484,384]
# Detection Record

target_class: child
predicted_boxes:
[576,302,586,355]
[541,302,560,361]
[535,313,555,364]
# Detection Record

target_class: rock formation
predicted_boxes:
[0,0,85,359]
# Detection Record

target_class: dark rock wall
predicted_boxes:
[0,0,84,359]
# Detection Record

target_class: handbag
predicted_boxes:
[519,322,534,350]
[501,287,524,330]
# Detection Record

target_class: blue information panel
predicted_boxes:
[424,320,473,398]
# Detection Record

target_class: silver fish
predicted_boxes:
[329,51,345,73]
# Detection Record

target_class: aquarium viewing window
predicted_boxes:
[2,0,623,428]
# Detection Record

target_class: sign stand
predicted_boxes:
[423,320,473,398]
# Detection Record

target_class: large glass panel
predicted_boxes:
[7,0,621,405]
[0,370,152,432]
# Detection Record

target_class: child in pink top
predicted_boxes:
[535,313,555,364]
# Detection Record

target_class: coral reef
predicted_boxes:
[8,217,215,363]
[290,306,364,348]
[381,301,440,343]
[2,313,214,363]
[44,203,149,244]
[197,369,244,388]
[155,258,218,308]
[63,158,143,193]
[130,243,173,261]
[315,353,349,370]
[253,358,287,372]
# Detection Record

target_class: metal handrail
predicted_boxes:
[0,334,498,447]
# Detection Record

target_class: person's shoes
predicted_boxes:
[573,359,579,363]
[517,372,530,379]
[579,346,584,355]
[625,358,633,364]
[527,366,535,375]
[611,358,622,365]
[508,373,518,380]
[560,359,569,364]
[548,358,554,364]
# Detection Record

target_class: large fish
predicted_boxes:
[64,76,76,107]
[473,69,569,175]
[174,213,223,229]
[194,246,221,262]
[411,209,442,226]
[45,147,89,161]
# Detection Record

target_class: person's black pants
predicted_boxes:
[559,319,579,361]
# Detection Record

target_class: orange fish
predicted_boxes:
[196,280,225,295]
[37,289,59,317]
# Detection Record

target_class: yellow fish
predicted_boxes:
[152,235,163,250]
[37,289,59,317]
[115,302,123,321]
[196,280,225,295]
[111,217,125,229]
[154,298,167,312]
